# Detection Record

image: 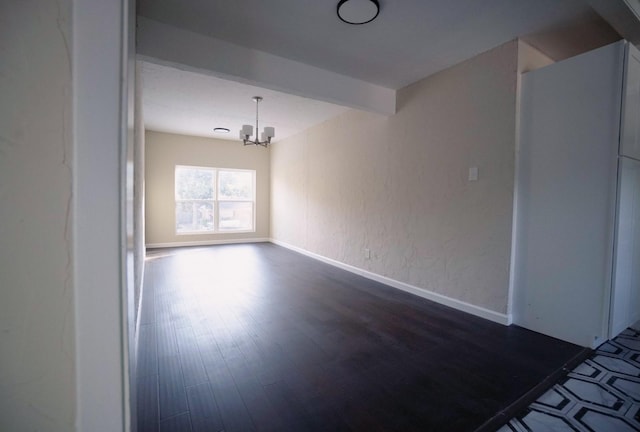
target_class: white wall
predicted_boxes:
[1,1,131,429]
[134,61,146,317]
[145,131,271,246]
[272,42,523,316]
[74,0,129,429]
[0,1,75,430]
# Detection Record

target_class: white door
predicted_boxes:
[610,156,640,338]
[513,42,623,347]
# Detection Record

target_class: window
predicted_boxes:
[175,166,255,234]
[175,166,215,233]
[217,170,254,231]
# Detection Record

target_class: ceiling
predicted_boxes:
[142,61,349,142]
[138,0,621,141]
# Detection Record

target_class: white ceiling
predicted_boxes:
[138,0,619,89]
[142,62,349,142]
[138,0,621,141]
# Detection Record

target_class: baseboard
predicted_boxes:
[146,237,270,249]
[271,239,511,325]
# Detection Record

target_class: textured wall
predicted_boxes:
[146,131,271,245]
[272,42,520,314]
[0,1,76,430]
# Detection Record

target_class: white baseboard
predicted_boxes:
[271,239,511,326]
[146,237,270,249]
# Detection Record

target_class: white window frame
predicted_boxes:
[174,165,256,235]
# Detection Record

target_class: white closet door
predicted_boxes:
[514,42,624,348]
[610,157,640,338]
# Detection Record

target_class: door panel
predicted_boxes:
[610,157,640,338]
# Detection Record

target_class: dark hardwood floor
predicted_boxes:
[137,243,585,432]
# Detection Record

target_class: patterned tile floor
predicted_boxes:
[500,324,640,431]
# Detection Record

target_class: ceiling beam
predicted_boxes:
[137,17,396,115]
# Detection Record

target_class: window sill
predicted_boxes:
[176,230,256,236]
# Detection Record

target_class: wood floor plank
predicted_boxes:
[158,355,188,420]
[197,336,257,432]
[174,326,208,388]
[221,344,285,432]
[185,383,224,432]
[137,373,159,432]
[138,324,157,378]
[156,322,179,358]
[159,412,192,432]
[209,380,256,432]
[138,243,585,432]
[189,316,212,338]
[262,381,314,431]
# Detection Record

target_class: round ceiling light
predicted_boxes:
[214,127,230,133]
[337,0,379,25]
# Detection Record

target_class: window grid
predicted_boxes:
[175,165,256,234]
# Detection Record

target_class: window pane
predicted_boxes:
[218,201,253,231]
[218,170,253,200]
[176,201,214,233]
[175,167,214,200]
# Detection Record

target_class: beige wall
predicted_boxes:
[145,131,270,245]
[272,41,525,315]
[0,1,75,430]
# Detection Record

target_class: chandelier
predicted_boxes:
[240,96,275,147]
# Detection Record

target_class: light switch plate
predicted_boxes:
[468,167,479,181]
